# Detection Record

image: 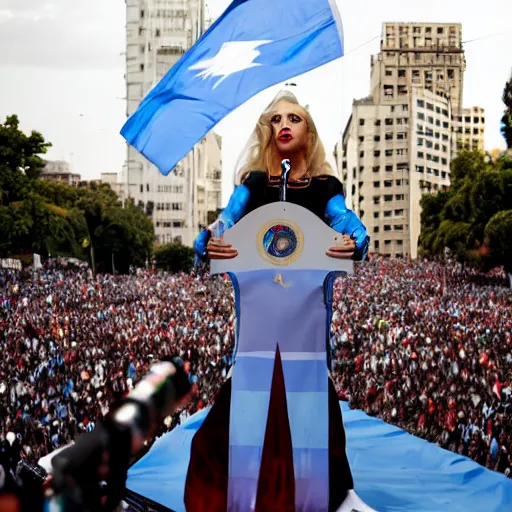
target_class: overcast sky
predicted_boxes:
[0,0,511,204]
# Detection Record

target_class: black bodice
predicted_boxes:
[242,171,344,223]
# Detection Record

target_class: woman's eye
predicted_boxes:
[270,115,281,124]
[289,114,301,123]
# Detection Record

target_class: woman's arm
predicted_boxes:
[194,184,251,261]
[325,194,370,261]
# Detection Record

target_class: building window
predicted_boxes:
[374,135,381,142]
[359,119,365,126]
[384,86,394,98]
[385,69,393,76]
[374,241,380,250]
[140,63,145,71]
[426,140,433,148]
[384,180,392,187]
[384,195,393,202]
[427,116,434,124]
[373,226,380,233]
[385,165,393,172]
[385,132,393,140]
[373,212,380,219]
[385,149,393,157]
[448,69,454,80]
[395,224,404,231]
[140,9,145,18]
[373,196,380,205]
[398,85,407,96]
[375,119,381,126]
[395,194,405,200]
[417,151,424,158]
[395,209,404,216]
[155,28,161,37]
[373,181,381,188]
[437,27,444,34]
[373,166,380,172]
[417,99,425,108]
[374,150,380,157]
[417,137,424,146]
[441,158,447,165]
[384,225,392,232]
[403,104,408,111]
[140,184,143,193]
[398,69,406,77]
[418,112,425,121]
[385,118,393,126]
[384,210,392,218]
[360,151,364,158]
[397,132,406,140]
[359,136,364,143]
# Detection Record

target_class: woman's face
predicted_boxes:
[269,101,309,156]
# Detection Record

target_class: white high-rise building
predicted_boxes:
[122,0,222,246]
[336,22,485,260]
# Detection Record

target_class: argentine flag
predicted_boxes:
[121,0,344,176]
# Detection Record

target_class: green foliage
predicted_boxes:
[484,210,512,273]
[154,243,195,273]
[501,74,512,148]
[0,115,155,273]
[419,148,512,273]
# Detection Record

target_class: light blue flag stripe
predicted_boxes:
[121,0,344,175]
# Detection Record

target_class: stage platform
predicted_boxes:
[126,402,512,511]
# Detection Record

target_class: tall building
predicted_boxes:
[122,0,222,246]
[452,106,485,154]
[370,22,466,112]
[42,160,81,187]
[337,22,485,260]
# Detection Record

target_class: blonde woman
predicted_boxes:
[188,92,372,511]
[195,90,369,262]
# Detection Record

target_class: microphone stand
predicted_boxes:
[280,159,291,202]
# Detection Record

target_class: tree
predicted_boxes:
[484,210,512,274]
[154,243,195,273]
[0,115,154,272]
[95,203,154,274]
[501,74,512,148]
[419,148,512,278]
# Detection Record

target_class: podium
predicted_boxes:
[211,202,353,511]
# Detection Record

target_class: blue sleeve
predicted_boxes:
[193,184,251,261]
[324,194,370,261]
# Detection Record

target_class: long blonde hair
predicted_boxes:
[235,91,334,184]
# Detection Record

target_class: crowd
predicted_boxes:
[0,257,511,479]
[333,259,512,475]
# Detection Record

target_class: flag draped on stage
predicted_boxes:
[120,0,344,175]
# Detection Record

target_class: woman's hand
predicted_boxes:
[207,237,238,260]
[326,234,356,259]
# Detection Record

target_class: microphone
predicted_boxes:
[280,159,291,201]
